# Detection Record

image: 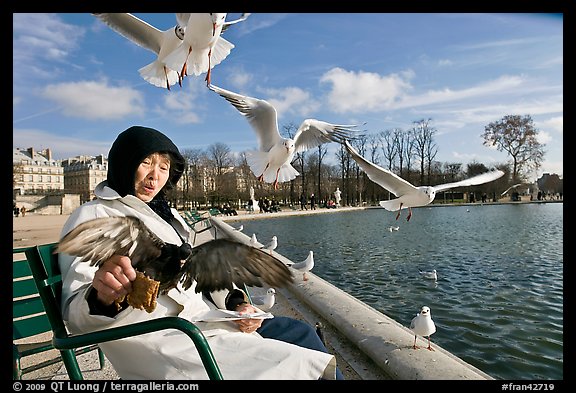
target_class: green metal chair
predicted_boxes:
[13,246,104,380]
[24,243,223,380]
[182,210,213,245]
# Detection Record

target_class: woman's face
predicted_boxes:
[134,153,171,202]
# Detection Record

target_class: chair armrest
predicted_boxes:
[53,316,222,380]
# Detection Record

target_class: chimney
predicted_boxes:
[45,148,52,161]
[27,147,35,158]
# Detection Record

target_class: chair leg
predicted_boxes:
[97,348,105,369]
[13,345,23,380]
[60,349,84,380]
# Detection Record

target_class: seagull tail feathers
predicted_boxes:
[275,164,300,183]
[163,43,190,75]
[209,37,234,69]
[379,199,406,211]
[139,61,179,88]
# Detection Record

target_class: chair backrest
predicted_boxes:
[13,246,53,340]
[24,243,71,339]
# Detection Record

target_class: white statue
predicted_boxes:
[334,187,342,206]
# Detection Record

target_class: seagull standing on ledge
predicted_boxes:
[251,288,276,311]
[208,83,359,189]
[262,236,278,254]
[343,140,504,221]
[287,250,314,281]
[410,306,437,351]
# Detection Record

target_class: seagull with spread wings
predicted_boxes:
[57,216,293,312]
[209,83,360,189]
[92,13,186,90]
[344,140,504,221]
[164,13,250,86]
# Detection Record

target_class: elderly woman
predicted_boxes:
[59,125,341,380]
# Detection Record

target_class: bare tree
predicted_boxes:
[412,118,437,184]
[482,114,545,182]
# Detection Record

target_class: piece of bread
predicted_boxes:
[115,271,160,313]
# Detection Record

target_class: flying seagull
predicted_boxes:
[343,140,504,221]
[164,13,250,86]
[410,306,437,351]
[501,183,525,197]
[208,83,360,189]
[92,13,186,90]
[251,288,276,311]
[57,216,293,304]
[287,250,314,281]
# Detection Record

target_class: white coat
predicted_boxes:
[59,182,337,380]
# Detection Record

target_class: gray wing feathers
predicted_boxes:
[56,216,163,267]
[181,239,293,293]
[294,120,358,153]
[93,13,164,54]
[208,84,281,151]
[344,140,417,197]
[433,170,505,193]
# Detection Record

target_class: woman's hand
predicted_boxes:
[92,255,137,305]
[234,302,264,333]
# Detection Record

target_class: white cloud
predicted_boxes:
[320,67,413,113]
[262,87,320,118]
[41,80,145,120]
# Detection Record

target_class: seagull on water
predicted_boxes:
[208,83,360,189]
[388,226,400,232]
[92,13,186,90]
[164,13,250,86]
[343,140,504,221]
[251,288,276,311]
[287,250,314,281]
[419,269,438,281]
[410,306,437,351]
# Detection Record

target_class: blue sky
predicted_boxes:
[13,13,563,181]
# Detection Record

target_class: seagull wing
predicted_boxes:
[181,238,293,293]
[56,216,163,268]
[222,13,251,33]
[208,84,282,152]
[501,183,524,196]
[433,170,505,193]
[293,120,359,154]
[344,140,417,197]
[93,13,165,54]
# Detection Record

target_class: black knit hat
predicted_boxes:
[107,126,185,197]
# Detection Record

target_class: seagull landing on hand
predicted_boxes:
[287,250,314,281]
[92,13,186,90]
[344,140,504,221]
[56,216,293,312]
[419,269,438,281]
[164,13,250,86]
[410,306,437,351]
[251,288,276,311]
[208,84,360,189]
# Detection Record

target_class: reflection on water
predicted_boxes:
[238,203,563,380]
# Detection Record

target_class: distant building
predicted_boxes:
[13,147,64,196]
[62,154,108,204]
